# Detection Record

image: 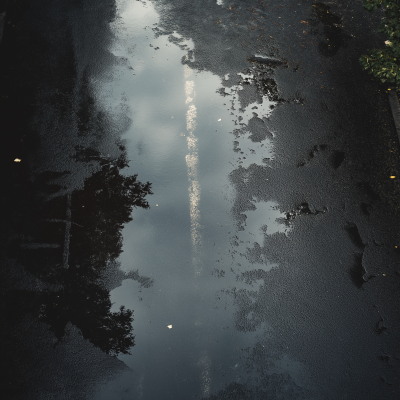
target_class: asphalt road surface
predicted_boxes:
[1,1,400,399]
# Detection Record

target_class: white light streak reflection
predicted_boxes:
[184,64,202,275]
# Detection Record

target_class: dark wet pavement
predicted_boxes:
[1,1,400,399]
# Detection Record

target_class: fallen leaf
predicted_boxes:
[14,158,21,162]
[167,325,172,329]
[390,176,396,178]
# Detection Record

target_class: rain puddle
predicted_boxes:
[91,0,296,398]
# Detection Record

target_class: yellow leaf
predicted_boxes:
[390,176,396,178]
[14,158,21,162]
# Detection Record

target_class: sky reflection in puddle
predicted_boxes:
[93,0,293,398]
[238,200,290,245]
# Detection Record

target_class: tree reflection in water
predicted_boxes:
[9,148,153,356]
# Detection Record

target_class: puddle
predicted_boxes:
[94,0,278,397]
[238,201,289,246]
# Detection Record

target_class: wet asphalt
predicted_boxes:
[1,1,400,399]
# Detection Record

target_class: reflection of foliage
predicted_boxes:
[9,149,152,356]
[41,283,135,356]
[69,152,153,276]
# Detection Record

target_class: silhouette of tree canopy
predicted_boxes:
[41,282,135,356]
[8,148,153,355]
[69,150,152,276]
